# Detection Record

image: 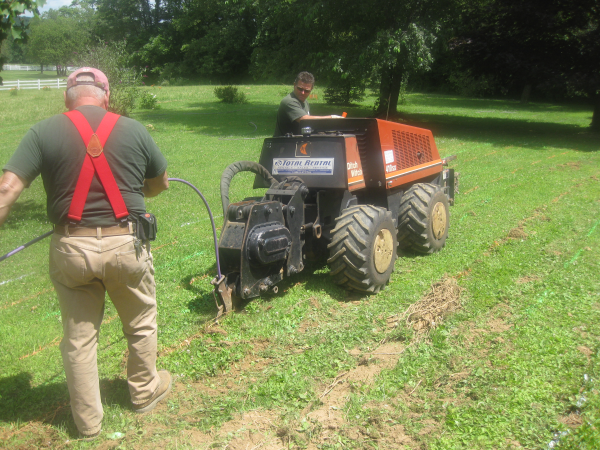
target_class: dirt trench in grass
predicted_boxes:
[133,278,466,449]
[160,340,416,450]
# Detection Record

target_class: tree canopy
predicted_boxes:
[27,9,90,75]
[0,0,45,82]
[4,0,600,128]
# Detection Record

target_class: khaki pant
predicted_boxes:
[49,233,160,435]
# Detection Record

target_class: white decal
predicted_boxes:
[384,150,395,164]
[273,158,334,175]
[347,161,362,177]
[386,164,397,173]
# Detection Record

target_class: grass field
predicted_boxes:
[1,85,599,449]
[1,69,67,81]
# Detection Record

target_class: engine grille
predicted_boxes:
[392,130,433,170]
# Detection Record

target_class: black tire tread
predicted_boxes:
[397,183,449,254]
[327,205,397,293]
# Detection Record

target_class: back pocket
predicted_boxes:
[116,249,148,288]
[49,248,87,288]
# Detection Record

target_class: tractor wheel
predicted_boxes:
[397,183,449,254]
[327,205,398,293]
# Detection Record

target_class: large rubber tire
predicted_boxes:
[327,205,398,293]
[397,183,450,254]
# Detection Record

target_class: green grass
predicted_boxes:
[1,85,599,449]
[1,69,67,81]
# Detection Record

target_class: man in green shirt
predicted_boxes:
[274,71,341,136]
[0,67,171,440]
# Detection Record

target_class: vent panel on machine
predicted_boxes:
[355,133,372,178]
[392,130,433,170]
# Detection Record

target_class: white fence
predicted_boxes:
[0,79,67,91]
[2,64,77,71]
[3,64,52,71]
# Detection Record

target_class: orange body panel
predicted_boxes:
[375,119,442,189]
[344,136,365,191]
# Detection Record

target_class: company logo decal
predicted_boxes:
[273,158,334,175]
[295,142,312,157]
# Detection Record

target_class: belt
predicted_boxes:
[54,222,135,239]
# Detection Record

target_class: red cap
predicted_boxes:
[66,67,110,93]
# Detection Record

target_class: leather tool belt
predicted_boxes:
[54,222,135,239]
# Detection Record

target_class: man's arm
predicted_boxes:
[143,171,169,198]
[0,171,27,227]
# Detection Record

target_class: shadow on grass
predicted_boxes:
[179,254,430,314]
[180,268,222,316]
[136,96,598,153]
[134,101,350,139]
[405,112,599,153]
[0,372,130,438]
[407,93,593,114]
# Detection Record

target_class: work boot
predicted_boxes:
[78,429,101,441]
[133,370,172,414]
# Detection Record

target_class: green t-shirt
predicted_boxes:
[273,92,310,136]
[3,105,168,227]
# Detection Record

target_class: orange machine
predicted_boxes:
[215,117,458,313]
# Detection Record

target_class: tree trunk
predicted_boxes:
[591,92,600,131]
[520,84,532,104]
[377,64,403,118]
[40,64,44,74]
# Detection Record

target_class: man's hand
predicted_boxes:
[0,171,27,227]
[143,171,169,198]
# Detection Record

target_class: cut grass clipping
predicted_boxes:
[399,276,464,338]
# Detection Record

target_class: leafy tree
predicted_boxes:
[563,0,600,129]
[453,0,600,128]
[453,0,590,100]
[250,0,452,115]
[75,40,142,116]
[169,0,256,81]
[26,11,90,75]
[0,0,45,82]
[94,0,161,50]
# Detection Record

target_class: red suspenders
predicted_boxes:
[63,110,129,222]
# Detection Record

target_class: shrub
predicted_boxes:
[449,69,497,97]
[138,91,159,110]
[214,86,247,104]
[324,75,366,106]
[41,86,51,92]
[75,40,141,116]
[9,88,18,96]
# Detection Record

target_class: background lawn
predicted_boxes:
[1,69,68,81]
[1,85,599,449]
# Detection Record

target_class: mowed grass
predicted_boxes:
[0,85,599,449]
[1,69,68,81]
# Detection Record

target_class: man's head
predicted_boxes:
[64,67,110,111]
[293,71,315,103]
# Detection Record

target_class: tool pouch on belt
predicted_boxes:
[136,213,157,241]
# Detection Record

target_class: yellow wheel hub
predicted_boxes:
[374,228,394,273]
[431,202,447,239]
